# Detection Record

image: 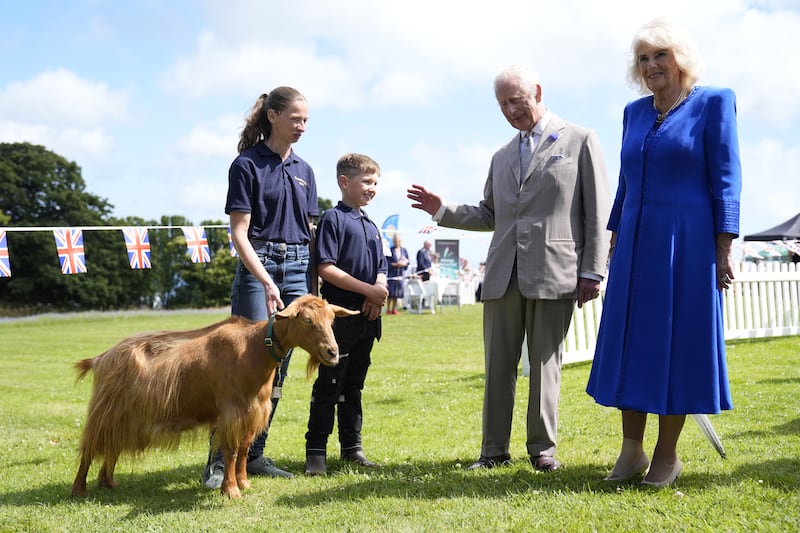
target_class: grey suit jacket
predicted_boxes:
[440,114,611,300]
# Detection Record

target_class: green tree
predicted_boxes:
[0,142,150,311]
[318,196,333,216]
[171,220,236,308]
[0,142,337,313]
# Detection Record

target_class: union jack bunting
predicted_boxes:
[418,226,436,234]
[227,226,238,257]
[0,230,11,277]
[122,227,152,269]
[181,226,211,263]
[53,228,87,274]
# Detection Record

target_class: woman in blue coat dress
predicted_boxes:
[586,18,742,487]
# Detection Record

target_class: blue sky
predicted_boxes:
[2,0,799,268]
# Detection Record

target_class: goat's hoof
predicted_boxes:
[237,478,251,490]
[222,486,242,499]
[98,478,118,490]
[71,485,88,497]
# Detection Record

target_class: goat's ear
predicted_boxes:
[275,306,297,319]
[329,304,361,317]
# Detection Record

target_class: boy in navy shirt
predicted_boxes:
[304,153,389,475]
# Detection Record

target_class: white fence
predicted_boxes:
[559,261,800,366]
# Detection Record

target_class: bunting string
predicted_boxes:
[3,224,793,279]
[0,224,231,277]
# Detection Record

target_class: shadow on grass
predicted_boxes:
[759,377,800,386]
[773,417,800,435]
[279,451,800,507]
[270,455,798,508]
[0,464,221,516]
[2,454,798,518]
[274,459,622,507]
[727,417,800,440]
[731,457,800,490]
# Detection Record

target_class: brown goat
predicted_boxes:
[71,294,359,499]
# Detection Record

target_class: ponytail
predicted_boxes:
[237,87,306,153]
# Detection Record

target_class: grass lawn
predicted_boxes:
[0,305,798,532]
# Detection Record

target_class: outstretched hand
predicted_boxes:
[407,184,443,216]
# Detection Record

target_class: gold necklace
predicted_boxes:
[654,88,688,124]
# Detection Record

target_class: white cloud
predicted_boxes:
[739,137,800,232]
[696,6,800,125]
[0,121,114,158]
[160,0,800,133]
[408,140,497,203]
[4,0,797,246]
[0,68,128,162]
[173,113,242,158]
[0,68,129,126]
[180,181,229,213]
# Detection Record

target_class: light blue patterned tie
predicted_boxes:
[519,132,532,185]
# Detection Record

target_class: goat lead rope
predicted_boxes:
[264,314,285,363]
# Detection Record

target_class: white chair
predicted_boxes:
[439,280,461,310]
[404,279,424,314]
[421,280,438,314]
[405,278,436,314]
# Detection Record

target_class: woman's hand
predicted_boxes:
[716,233,735,290]
[264,282,285,316]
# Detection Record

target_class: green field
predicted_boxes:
[0,306,798,532]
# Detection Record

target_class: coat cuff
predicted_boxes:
[715,199,740,236]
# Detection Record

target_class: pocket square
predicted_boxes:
[549,154,567,160]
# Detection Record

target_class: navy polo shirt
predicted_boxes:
[316,202,388,306]
[225,143,318,244]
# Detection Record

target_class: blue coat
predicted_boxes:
[587,86,741,415]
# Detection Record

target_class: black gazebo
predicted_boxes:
[743,212,800,241]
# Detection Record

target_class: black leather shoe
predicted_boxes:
[466,454,512,470]
[341,450,379,467]
[531,455,561,472]
[304,454,327,476]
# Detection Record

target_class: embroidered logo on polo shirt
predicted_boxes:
[294,177,307,187]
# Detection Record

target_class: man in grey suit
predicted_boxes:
[407,65,610,471]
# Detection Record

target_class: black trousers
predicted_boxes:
[305,313,379,455]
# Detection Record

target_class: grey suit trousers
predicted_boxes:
[480,269,574,458]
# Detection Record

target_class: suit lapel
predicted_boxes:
[499,136,523,190]
[523,116,566,184]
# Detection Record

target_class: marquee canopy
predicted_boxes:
[743,212,800,241]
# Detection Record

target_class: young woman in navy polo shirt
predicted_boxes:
[202,87,319,488]
[304,153,388,475]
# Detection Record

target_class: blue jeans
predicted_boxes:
[209,241,310,465]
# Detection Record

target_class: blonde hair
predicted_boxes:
[237,87,306,153]
[627,17,705,94]
[336,153,381,180]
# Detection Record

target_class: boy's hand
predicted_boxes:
[366,282,389,307]
[362,300,382,320]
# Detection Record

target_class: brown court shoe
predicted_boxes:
[640,459,682,488]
